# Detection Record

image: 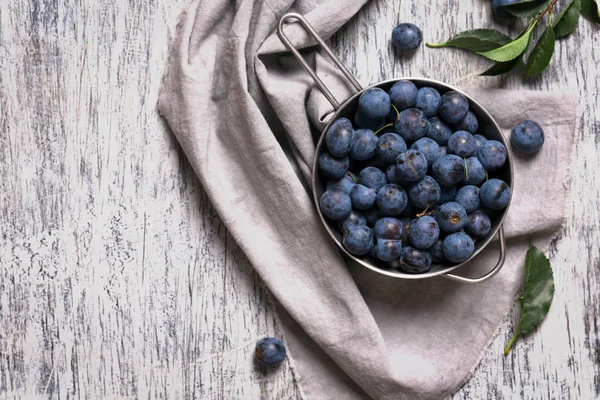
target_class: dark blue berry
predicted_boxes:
[358,88,391,120]
[477,140,507,171]
[447,130,478,157]
[339,210,367,234]
[349,184,377,210]
[319,152,349,179]
[326,172,357,194]
[436,202,467,233]
[396,150,428,183]
[465,210,491,238]
[454,185,480,213]
[376,184,408,216]
[511,120,544,153]
[454,111,479,134]
[374,217,404,239]
[350,129,378,160]
[343,225,374,255]
[425,117,453,145]
[320,189,352,220]
[443,232,475,263]
[432,154,465,187]
[326,118,354,157]
[391,23,423,50]
[358,166,387,191]
[377,132,407,163]
[255,337,287,366]
[409,215,440,249]
[415,87,441,118]
[408,176,441,209]
[439,91,469,124]
[464,157,486,185]
[374,239,403,261]
[394,108,428,142]
[480,179,511,210]
[389,80,418,110]
[398,246,432,273]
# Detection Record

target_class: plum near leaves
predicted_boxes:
[511,120,544,153]
[480,179,511,210]
[443,232,475,263]
[343,225,374,255]
[326,118,354,157]
[392,23,423,50]
[255,337,287,366]
[320,189,352,220]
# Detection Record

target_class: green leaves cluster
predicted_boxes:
[504,244,555,355]
[426,0,599,79]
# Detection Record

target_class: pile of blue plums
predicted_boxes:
[319,80,511,274]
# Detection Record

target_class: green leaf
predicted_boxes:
[480,57,523,76]
[501,0,554,18]
[478,21,537,62]
[524,26,556,79]
[554,0,581,38]
[426,29,512,52]
[581,0,600,22]
[504,245,555,356]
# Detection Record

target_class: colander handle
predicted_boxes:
[443,227,506,284]
[277,13,363,110]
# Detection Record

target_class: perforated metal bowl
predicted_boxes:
[278,14,513,283]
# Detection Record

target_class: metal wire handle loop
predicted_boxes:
[277,13,363,110]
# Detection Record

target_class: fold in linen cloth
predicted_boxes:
[158,1,576,399]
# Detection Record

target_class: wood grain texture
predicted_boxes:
[0,0,597,399]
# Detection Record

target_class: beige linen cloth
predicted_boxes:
[158,1,576,398]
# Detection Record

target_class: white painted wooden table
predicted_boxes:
[1,1,598,399]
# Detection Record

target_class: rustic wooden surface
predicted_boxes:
[0,0,598,399]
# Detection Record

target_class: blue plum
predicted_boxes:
[350,129,378,160]
[439,91,469,124]
[343,225,374,255]
[511,120,544,153]
[455,111,479,134]
[409,215,440,249]
[255,337,286,366]
[408,176,441,209]
[432,154,465,187]
[358,87,391,120]
[391,23,423,50]
[339,210,367,234]
[374,239,403,261]
[411,137,443,166]
[377,132,407,163]
[320,189,352,220]
[464,157,486,185]
[465,210,491,239]
[396,150,428,183]
[455,185,480,213]
[349,184,377,210]
[394,108,428,142]
[438,185,457,204]
[447,130,478,157]
[326,172,357,194]
[480,179,511,210]
[436,201,467,233]
[443,232,475,263]
[374,217,404,239]
[425,116,453,145]
[377,184,408,216]
[429,239,445,263]
[326,118,354,157]
[319,152,349,179]
[415,87,442,118]
[478,140,507,171]
[358,166,387,191]
[493,0,521,18]
[389,80,418,110]
[398,246,432,273]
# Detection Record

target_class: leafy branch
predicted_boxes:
[426,0,599,79]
